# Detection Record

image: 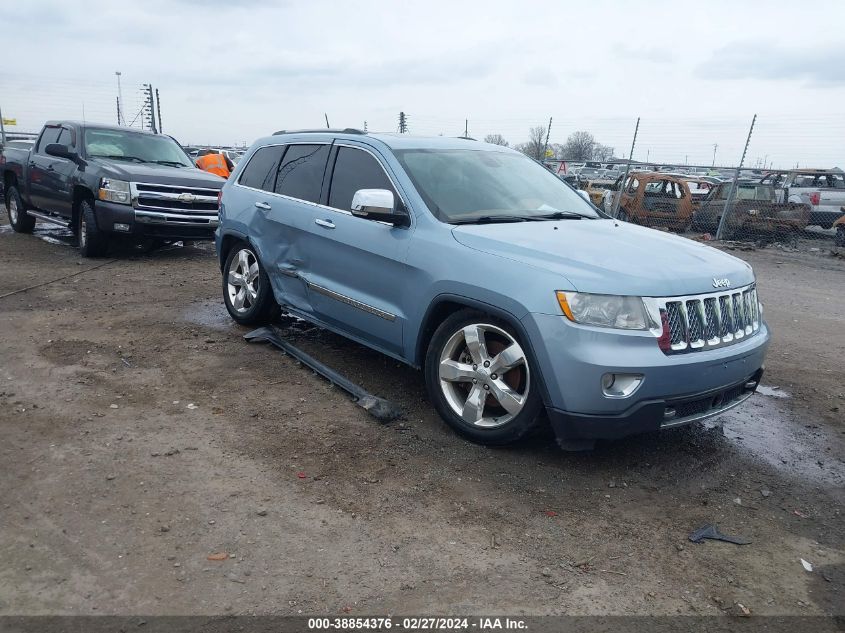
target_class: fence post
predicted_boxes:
[612,117,640,218]
[716,114,757,240]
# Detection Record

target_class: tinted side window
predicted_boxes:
[37,127,62,153]
[275,144,329,203]
[328,147,397,211]
[239,145,285,191]
[57,128,74,148]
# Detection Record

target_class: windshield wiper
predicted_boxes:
[90,154,147,163]
[532,211,587,220]
[451,215,531,225]
[151,160,187,167]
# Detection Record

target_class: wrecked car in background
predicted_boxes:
[608,172,697,231]
[760,168,845,229]
[691,182,811,237]
[216,131,768,450]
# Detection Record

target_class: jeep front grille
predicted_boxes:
[656,284,760,354]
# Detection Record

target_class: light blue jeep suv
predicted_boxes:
[216,130,769,449]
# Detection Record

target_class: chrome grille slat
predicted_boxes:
[654,283,760,354]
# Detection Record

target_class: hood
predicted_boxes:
[452,218,754,297]
[89,160,226,189]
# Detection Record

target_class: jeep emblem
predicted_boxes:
[712,278,731,289]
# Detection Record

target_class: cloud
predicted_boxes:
[695,42,845,86]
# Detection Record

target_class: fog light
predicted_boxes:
[601,373,644,398]
[113,223,131,232]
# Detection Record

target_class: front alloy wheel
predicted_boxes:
[425,311,543,445]
[439,323,529,427]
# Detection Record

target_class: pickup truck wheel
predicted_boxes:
[425,310,543,446]
[222,244,276,325]
[78,199,109,257]
[6,186,36,233]
[836,227,845,248]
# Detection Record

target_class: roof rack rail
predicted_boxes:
[272,128,366,136]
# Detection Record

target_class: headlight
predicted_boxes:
[556,291,649,330]
[98,178,131,205]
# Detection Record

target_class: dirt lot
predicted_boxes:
[0,213,843,617]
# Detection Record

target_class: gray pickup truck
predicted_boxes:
[1,121,224,256]
[760,169,845,229]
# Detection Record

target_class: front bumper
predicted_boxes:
[548,369,762,441]
[521,311,770,442]
[94,200,218,240]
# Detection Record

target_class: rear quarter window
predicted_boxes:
[274,144,330,203]
[239,145,285,191]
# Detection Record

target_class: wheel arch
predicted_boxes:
[217,230,254,272]
[415,294,552,407]
[72,186,95,227]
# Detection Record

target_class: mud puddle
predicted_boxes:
[709,392,845,488]
[0,222,75,246]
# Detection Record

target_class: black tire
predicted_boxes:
[424,309,544,446]
[222,242,276,325]
[77,198,109,257]
[836,227,845,248]
[5,185,36,233]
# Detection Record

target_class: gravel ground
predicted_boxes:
[0,214,842,616]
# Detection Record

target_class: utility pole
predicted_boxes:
[0,105,6,145]
[716,115,757,240]
[115,71,124,125]
[155,89,163,133]
[142,84,157,133]
[612,117,640,218]
[398,112,408,134]
[711,143,718,167]
[542,117,552,161]
[464,119,468,138]
[324,113,330,129]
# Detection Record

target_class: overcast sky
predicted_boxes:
[2,0,844,167]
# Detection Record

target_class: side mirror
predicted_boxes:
[351,189,408,226]
[45,143,78,162]
[577,190,591,203]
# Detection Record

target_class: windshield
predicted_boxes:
[394,149,600,223]
[84,129,193,167]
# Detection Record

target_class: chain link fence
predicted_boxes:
[2,71,843,249]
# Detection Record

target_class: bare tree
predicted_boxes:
[561,131,596,161]
[515,125,547,161]
[483,133,509,147]
[593,143,614,162]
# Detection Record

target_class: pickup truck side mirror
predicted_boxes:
[45,143,80,163]
[351,189,409,227]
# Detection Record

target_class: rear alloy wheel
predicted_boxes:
[222,244,276,325]
[6,185,36,233]
[425,311,543,445]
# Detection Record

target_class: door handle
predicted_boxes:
[47,165,55,172]
[315,219,335,229]
[254,201,271,211]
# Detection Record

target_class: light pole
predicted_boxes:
[115,71,125,125]
[711,143,718,168]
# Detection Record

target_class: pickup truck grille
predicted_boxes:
[659,284,760,354]
[130,182,221,227]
